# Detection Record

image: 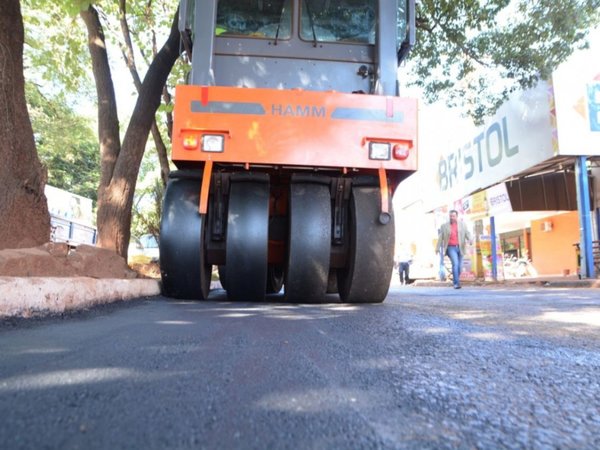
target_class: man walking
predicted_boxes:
[436,210,473,289]
[396,244,412,285]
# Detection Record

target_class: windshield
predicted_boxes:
[397,1,408,50]
[216,0,292,39]
[300,0,376,44]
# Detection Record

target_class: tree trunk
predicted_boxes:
[80,6,126,255]
[151,122,171,187]
[0,0,50,250]
[82,6,180,258]
[119,0,170,187]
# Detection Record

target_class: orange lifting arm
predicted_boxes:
[378,167,389,215]
[199,161,213,215]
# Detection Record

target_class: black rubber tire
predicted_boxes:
[285,182,331,302]
[337,186,394,303]
[159,177,211,300]
[217,265,227,290]
[225,176,269,301]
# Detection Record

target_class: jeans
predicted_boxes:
[446,245,463,286]
[399,262,410,284]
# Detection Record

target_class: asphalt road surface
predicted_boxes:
[1,285,599,449]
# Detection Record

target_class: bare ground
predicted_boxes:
[0,242,156,279]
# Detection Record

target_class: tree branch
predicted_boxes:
[430,14,490,69]
[80,5,121,187]
[114,7,180,199]
[118,0,170,186]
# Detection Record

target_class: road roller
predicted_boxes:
[160,0,418,302]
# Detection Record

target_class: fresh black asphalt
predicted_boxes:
[1,285,599,449]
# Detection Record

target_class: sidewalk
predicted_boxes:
[411,274,600,289]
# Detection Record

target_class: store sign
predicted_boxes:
[486,183,512,215]
[588,82,600,132]
[554,69,600,155]
[552,27,600,154]
[450,183,512,218]
[436,81,555,200]
[462,191,488,216]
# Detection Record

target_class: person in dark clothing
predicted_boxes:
[396,244,412,285]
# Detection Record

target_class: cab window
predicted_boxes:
[397,1,408,50]
[300,0,375,44]
[216,0,292,39]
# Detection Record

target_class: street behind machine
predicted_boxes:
[160,0,418,302]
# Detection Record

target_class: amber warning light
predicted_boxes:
[182,134,226,152]
[182,134,199,150]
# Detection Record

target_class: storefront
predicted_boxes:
[395,30,600,279]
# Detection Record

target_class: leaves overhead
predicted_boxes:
[22,0,92,98]
[22,0,179,220]
[22,1,600,126]
[409,0,600,122]
[22,0,182,109]
[26,82,100,202]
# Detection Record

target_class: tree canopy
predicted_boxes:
[22,0,600,125]
[26,82,100,202]
[412,0,600,121]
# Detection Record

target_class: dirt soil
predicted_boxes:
[0,242,149,279]
[129,261,161,279]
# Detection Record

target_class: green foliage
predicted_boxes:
[22,0,180,106]
[26,0,94,16]
[26,82,100,202]
[409,0,600,122]
[22,0,93,98]
[68,1,93,16]
[157,103,174,114]
[131,176,163,240]
[22,0,179,212]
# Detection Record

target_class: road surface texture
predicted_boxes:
[1,285,599,449]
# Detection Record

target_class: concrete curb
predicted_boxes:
[0,277,161,319]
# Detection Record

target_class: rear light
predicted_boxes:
[202,134,225,152]
[368,142,391,160]
[393,142,411,160]
[182,134,199,150]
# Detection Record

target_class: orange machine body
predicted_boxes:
[172,85,418,173]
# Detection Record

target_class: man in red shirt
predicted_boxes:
[436,210,473,289]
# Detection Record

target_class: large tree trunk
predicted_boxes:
[0,0,50,250]
[80,6,124,255]
[81,6,180,258]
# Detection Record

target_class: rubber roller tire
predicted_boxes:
[337,186,394,303]
[285,182,331,302]
[159,176,211,300]
[225,176,270,301]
